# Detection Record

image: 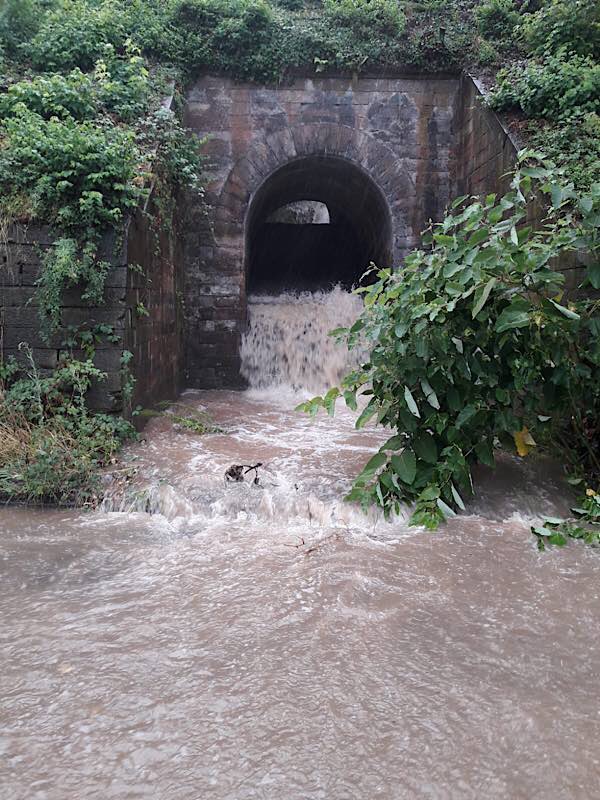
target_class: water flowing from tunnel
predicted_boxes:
[240,286,364,392]
[3,295,600,798]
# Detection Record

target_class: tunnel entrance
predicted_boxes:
[246,156,393,294]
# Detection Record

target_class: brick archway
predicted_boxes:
[183,75,459,387]
[244,153,394,293]
[218,122,412,271]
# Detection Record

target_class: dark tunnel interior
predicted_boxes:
[246,156,393,294]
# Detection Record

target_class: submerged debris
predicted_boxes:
[225,463,264,485]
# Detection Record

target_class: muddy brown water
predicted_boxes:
[2,292,600,799]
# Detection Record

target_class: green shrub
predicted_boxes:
[323,0,406,37]
[94,41,150,120]
[27,0,129,71]
[0,106,143,234]
[0,106,144,334]
[521,0,600,58]
[170,0,276,79]
[0,70,97,120]
[0,352,135,506]
[300,156,600,527]
[528,112,600,192]
[477,39,500,66]
[139,108,206,193]
[489,54,600,119]
[475,0,519,40]
[0,0,42,57]
[275,0,304,9]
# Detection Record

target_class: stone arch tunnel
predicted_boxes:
[245,156,393,294]
[182,74,488,388]
[0,74,518,410]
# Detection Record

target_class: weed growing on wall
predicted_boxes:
[0,347,135,506]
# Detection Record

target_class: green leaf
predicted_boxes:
[587,260,600,290]
[548,299,580,321]
[434,234,455,246]
[344,390,358,411]
[531,525,552,538]
[495,305,530,333]
[419,485,441,502]
[467,227,490,246]
[550,183,563,208]
[451,484,466,511]
[380,435,404,451]
[472,278,497,319]
[475,439,495,467]
[520,166,549,179]
[456,405,477,429]
[358,452,387,483]
[323,387,340,416]
[404,386,420,418]
[436,498,456,518]
[548,532,567,547]
[355,401,378,429]
[413,432,438,464]
[420,378,440,410]
[395,321,409,338]
[391,450,417,485]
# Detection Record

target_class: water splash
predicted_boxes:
[240,286,363,391]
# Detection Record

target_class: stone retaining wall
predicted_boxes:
[0,198,184,412]
[1,73,524,402]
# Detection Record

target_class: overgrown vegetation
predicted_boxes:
[1,0,599,507]
[0,0,204,505]
[300,155,600,538]
[487,0,600,189]
[0,347,134,505]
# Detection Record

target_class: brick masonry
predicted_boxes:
[182,73,466,387]
[1,73,522,405]
[0,197,184,413]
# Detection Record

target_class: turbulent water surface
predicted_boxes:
[1,290,600,799]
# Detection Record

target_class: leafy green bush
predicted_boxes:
[475,0,519,40]
[0,0,42,57]
[489,54,600,119]
[531,489,600,550]
[521,0,600,58]
[0,70,97,120]
[27,0,129,71]
[0,106,143,233]
[139,108,206,193]
[527,112,600,191]
[300,156,600,527]
[94,42,150,120]
[170,0,276,79]
[323,0,406,37]
[0,351,135,506]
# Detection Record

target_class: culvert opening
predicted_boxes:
[246,156,392,294]
[241,157,393,390]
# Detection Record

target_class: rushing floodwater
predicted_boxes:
[1,290,600,799]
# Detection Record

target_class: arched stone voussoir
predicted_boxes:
[264,127,297,165]
[226,158,269,200]
[220,121,407,226]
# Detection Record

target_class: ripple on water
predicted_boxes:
[1,385,599,800]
